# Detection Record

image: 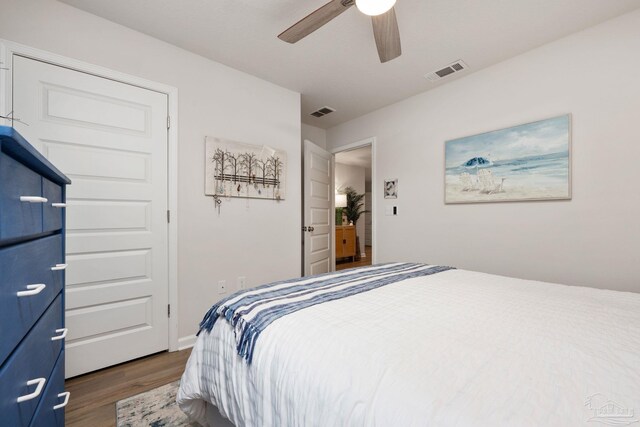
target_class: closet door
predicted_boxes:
[13,55,170,377]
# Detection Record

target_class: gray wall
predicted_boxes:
[302,124,327,149]
[327,10,640,292]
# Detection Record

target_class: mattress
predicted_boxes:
[177,267,640,426]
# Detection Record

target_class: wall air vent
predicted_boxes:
[424,60,468,82]
[310,106,335,118]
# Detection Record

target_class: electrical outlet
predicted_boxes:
[218,280,226,294]
[238,276,246,289]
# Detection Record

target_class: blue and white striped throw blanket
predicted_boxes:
[198,262,454,363]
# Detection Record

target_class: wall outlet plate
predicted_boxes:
[238,276,246,289]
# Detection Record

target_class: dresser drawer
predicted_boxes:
[0,235,64,364]
[0,294,64,427]
[29,351,67,427]
[0,154,44,242]
[42,178,63,233]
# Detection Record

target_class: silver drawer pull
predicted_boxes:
[53,392,70,410]
[20,196,48,203]
[17,284,46,297]
[51,328,68,341]
[51,264,67,271]
[52,203,67,208]
[17,378,46,403]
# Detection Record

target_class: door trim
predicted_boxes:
[0,39,180,352]
[332,137,377,265]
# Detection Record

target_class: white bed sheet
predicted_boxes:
[178,269,640,426]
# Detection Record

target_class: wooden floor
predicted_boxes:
[65,349,192,427]
[336,245,373,270]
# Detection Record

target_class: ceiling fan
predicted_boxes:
[278,0,401,63]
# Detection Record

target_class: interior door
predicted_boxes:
[303,140,333,276]
[12,55,169,377]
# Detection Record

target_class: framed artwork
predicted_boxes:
[445,114,571,204]
[205,136,287,200]
[384,179,398,199]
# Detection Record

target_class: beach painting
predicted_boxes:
[445,114,571,204]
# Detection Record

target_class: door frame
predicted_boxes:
[331,137,377,265]
[0,39,181,352]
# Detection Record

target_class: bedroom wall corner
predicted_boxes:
[325,8,640,293]
[302,123,327,149]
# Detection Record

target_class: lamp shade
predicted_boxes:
[355,0,396,16]
[335,194,347,208]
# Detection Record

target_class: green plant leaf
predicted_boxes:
[342,186,369,226]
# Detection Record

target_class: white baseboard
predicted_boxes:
[178,334,197,350]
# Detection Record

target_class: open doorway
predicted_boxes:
[334,144,373,270]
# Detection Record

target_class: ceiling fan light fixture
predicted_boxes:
[355,0,396,16]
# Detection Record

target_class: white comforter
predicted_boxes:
[177,268,640,426]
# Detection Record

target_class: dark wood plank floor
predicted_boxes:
[65,349,192,427]
[336,245,373,270]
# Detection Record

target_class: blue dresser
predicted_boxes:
[0,126,71,426]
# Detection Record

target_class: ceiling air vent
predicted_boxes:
[424,60,468,82]
[310,106,335,118]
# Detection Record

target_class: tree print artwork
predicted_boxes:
[205,137,287,200]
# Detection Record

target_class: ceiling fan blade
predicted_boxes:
[371,7,401,63]
[278,0,353,44]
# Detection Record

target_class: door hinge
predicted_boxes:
[168,304,171,317]
[167,210,170,223]
[167,116,171,129]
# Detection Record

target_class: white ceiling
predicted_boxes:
[59,0,640,129]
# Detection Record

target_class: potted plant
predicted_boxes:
[343,186,368,260]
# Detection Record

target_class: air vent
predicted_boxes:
[424,60,468,82]
[310,106,335,118]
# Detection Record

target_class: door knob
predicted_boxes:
[302,226,308,232]
[308,227,314,232]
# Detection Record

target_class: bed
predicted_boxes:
[177,263,640,426]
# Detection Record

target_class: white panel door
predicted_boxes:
[303,140,333,276]
[12,55,169,377]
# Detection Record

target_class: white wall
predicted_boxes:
[302,123,327,149]
[327,9,640,293]
[335,162,366,256]
[0,0,302,341]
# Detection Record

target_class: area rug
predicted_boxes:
[116,380,196,427]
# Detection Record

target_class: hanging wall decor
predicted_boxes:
[384,179,398,199]
[445,114,571,204]
[205,136,287,200]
